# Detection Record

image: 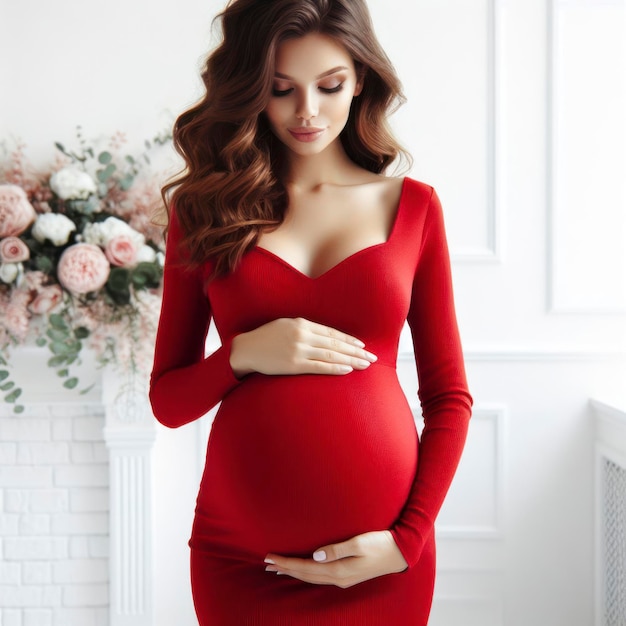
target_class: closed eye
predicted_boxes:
[272,88,294,97]
[271,83,345,98]
[319,83,344,94]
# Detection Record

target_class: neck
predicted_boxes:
[283,140,359,191]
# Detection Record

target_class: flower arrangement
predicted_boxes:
[0,127,171,413]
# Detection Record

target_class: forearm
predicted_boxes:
[149,336,241,428]
[390,393,471,566]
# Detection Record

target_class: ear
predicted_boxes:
[353,66,366,97]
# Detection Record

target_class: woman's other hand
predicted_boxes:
[264,530,408,588]
[229,317,377,377]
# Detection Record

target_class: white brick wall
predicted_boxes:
[0,405,109,626]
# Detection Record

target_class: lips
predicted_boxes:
[288,127,326,142]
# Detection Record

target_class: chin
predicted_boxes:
[283,136,339,158]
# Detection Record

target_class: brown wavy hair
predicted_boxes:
[163,0,411,277]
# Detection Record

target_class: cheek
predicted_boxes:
[264,101,287,129]
[327,93,355,121]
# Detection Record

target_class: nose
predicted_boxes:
[296,87,318,121]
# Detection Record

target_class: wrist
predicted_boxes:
[229,333,254,378]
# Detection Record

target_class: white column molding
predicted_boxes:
[103,369,156,626]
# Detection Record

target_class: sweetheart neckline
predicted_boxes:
[252,177,408,281]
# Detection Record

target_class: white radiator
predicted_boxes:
[594,400,626,626]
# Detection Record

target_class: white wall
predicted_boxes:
[1,0,625,625]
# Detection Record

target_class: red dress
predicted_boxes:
[150,178,472,625]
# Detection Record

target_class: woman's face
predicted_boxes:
[264,32,363,158]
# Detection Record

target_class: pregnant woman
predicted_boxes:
[149,0,473,623]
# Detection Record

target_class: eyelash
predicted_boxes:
[271,83,345,98]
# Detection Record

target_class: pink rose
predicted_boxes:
[57,243,110,294]
[4,303,29,340]
[0,237,30,263]
[29,285,63,315]
[105,235,138,267]
[22,271,45,291]
[0,184,37,237]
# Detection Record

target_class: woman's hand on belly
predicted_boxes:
[229,317,377,378]
[263,530,408,588]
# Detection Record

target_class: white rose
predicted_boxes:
[0,262,20,283]
[32,213,76,246]
[50,167,97,200]
[82,216,144,249]
[81,222,103,246]
[136,245,157,263]
[156,252,165,267]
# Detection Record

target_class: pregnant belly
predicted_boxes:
[192,364,418,560]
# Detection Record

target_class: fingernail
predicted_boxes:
[276,571,285,575]
[365,351,377,361]
[264,557,275,564]
[265,565,278,572]
[352,338,365,348]
[338,365,353,374]
[313,550,326,562]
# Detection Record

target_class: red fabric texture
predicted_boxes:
[150,177,472,625]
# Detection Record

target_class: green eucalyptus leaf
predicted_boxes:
[0,356,6,366]
[0,371,9,382]
[55,142,66,153]
[66,355,78,366]
[125,155,135,164]
[80,383,96,395]
[74,327,90,340]
[50,341,71,355]
[57,369,69,378]
[13,405,25,414]
[0,381,15,391]
[48,355,67,367]
[98,151,112,164]
[131,272,147,288]
[107,288,131,306]
[47,328,69,342]
[83,196,100,213]
[71,197,96,215]
[36,256,54,273]
[119,173,134,191]
[63,378,79,390]
[5,388,22,403]
[96,163,116,182]
[107,267,130,291]
[132,262,162,289]
[35,337,47,347]
[49,314,68,331]
[66,340,82,354]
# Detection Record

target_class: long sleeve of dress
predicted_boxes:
[389,188,473,568]
[149,211,242,428]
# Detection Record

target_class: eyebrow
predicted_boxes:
[274,66,349,80]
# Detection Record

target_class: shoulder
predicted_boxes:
[164,208,216,278]
[401,177,437,206]
[396,177,440,225]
